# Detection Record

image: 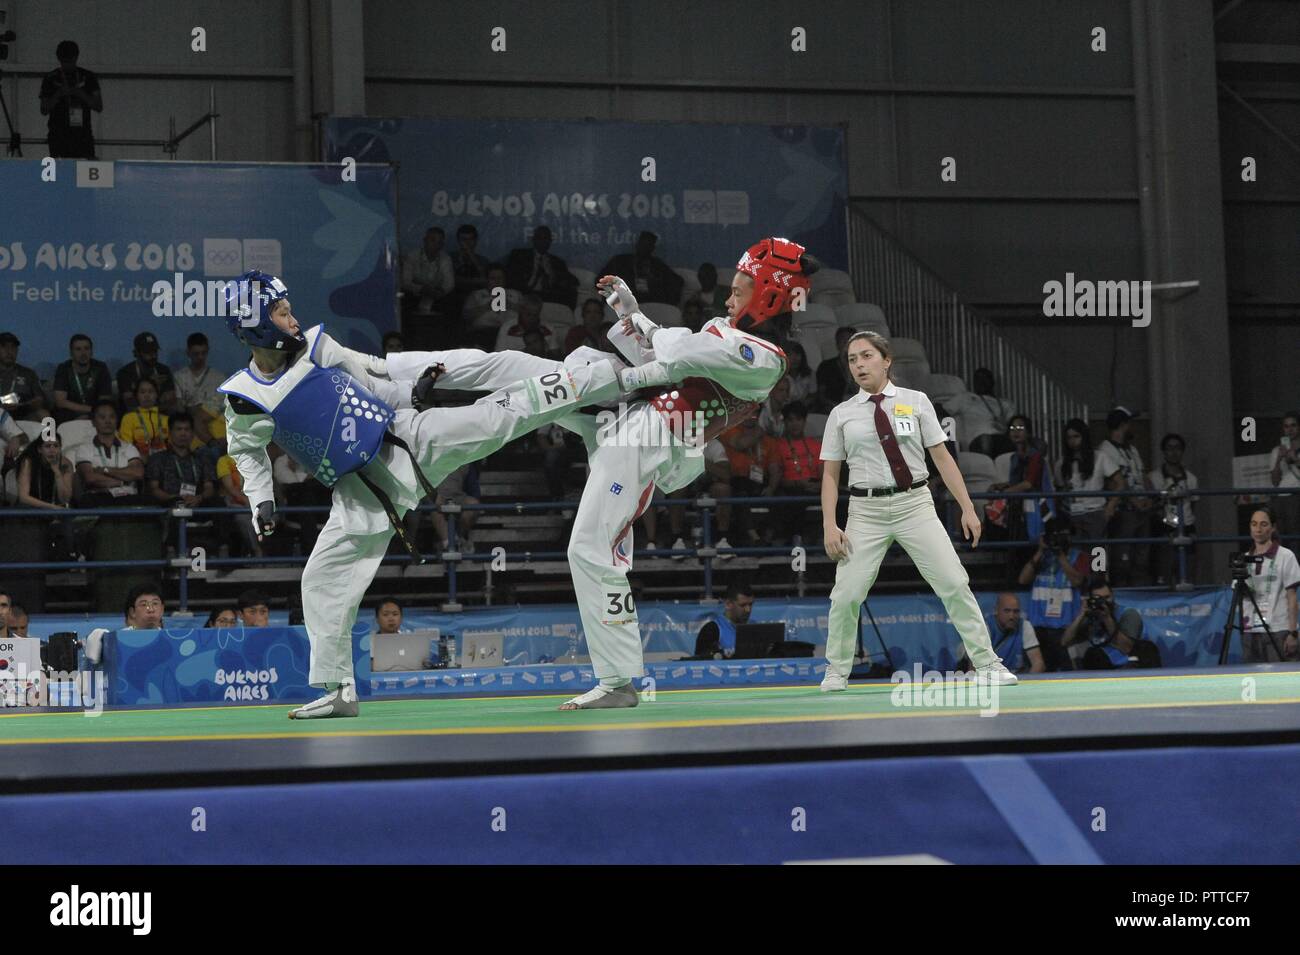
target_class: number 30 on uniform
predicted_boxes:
[606,591,635,616]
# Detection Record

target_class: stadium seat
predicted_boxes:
[890,358,930,393]
[493,314,524,351]
[993,452,1015,485]
[810,267,854,294]
[810,287,857,309]
[926,373,967,405]
[804,413,829,439]
[476,307,516,332]
[58,419,96,453]
[16,420,42,440]
[889,337,927,363]
[570,267,597,295]
[958,451,997,495]
[794,335,823,372]
[715,266,736,290]
[795,324,837,366]
[673,267,701,299]
[540,302,576,335]
[834,303,890,336]
[793,302,836,329]
[642,302,683,327]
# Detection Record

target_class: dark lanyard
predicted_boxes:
[173,455,198,485]
[71,365,90,402]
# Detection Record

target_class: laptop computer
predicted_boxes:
[733,622,787,659]
[371,630,438,673]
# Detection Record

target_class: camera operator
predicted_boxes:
[1017,516,1089,671]
[1062,575,1160,670]
[1237,507,1299,662]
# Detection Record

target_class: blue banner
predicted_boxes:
[0,161,397,381]
[103,624,372,706]
[326,117,848,274]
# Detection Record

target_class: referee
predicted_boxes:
[819,331,1017,690]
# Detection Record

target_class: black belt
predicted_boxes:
[850,478,928,498]
[352,431,439,565]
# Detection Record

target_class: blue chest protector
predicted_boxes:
[218,335,394,487]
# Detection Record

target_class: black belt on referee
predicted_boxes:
[352,431,440,565]
[850,478,928,498]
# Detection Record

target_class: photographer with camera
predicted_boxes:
[38,40,102,160]
[1236,507,1299,662]
[1062,575,1160,670]
[1017,516,1089,671]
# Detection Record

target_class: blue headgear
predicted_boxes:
[223,270,303,350]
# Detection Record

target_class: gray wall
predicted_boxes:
[2,0,1291,419]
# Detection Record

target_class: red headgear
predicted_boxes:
[733,237,812,329]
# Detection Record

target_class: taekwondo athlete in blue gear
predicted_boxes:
[218,271,658,719]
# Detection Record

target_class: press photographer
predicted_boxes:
[1235,507,1299,663]
[1061,575,1161,670]
[1018,516,1089,671]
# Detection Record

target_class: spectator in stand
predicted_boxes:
[237,590,271,629]
[1,407,29,475]
[717,414,769,556]
[118,378,169,459]
[217,448,261,558]
[145,413,216,552]
[173,333,226,445]
[451,223,493,299]
[1148,432,1200,585]
[814,327,858,413]
[401,226,457,347]
[374,598,405,635]
[600,231,684,306]
[273,448,330,554]
[204,606,239,628]
[117,332,177,415]
[564,297,613,353]
[504,225,578,308]
[122,584,165,630]
[762,402,822,546]
[0,331,48,422]
[74,400,144,506]
[1239,506,1299,662]
[668,438,733,559]
[0,592,10,639]
[495,295,558,353]
[1055,418,1119,545]
[39,40,103,160]
[783,342,816,405]
[1017,516,1090,670]
[429,462,480,554]
[52,333,114,424]
[381,331,405,354]
[680,296,706,333]
[6,602,30,638]
[987,414,1047,541]
[522,329,553,360]
[1269,411,1300,540]
[15,435,79,560]
[464,264,521,329]
[757,375,792,438]
[536,421,580,505]
[1098,407,1153,586]
[696,263,729,318]
[947,368,1016,456]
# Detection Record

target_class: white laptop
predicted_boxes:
[371,629,439,673]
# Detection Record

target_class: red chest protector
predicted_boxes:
[645,377,758,446]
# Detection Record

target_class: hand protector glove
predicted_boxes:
[252,500,277,541]
[412,363,448,412]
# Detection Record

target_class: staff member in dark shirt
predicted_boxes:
[52,334,114,423]
[117,331,177,414]
[39,40,103,160]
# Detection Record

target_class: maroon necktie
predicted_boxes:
[869,393,913,491]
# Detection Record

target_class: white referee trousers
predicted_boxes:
[825,485,1001,677]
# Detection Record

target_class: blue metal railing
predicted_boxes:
[1,484,1293,608]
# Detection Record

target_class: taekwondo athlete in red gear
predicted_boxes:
[554,238,817,709]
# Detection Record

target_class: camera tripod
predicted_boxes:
[1218,573,1283,664]
[850,599,896,678]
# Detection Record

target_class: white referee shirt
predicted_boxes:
[820,381,945,489]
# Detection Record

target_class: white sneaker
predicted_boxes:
[973,661,1019,685]
[820,671,848,692]
[716,537,735,560]
[288,683,359,719]
[671,537,688,561]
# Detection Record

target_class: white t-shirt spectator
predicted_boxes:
[174,365,226,416]
[946,392,1016,445]
[1098,439,1146,492]
[0,408,21,442]
[1057,446,1121,516]
[402,250,454,310]
[72,438,142,493]
[757,402,785,438]
[1148,465,1200,529]
[703,439,727,468]
[1270,443,1300,491]
[1244,543,1300,634]
[464,288,521,327]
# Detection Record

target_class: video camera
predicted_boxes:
[1228,551,1262,582]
